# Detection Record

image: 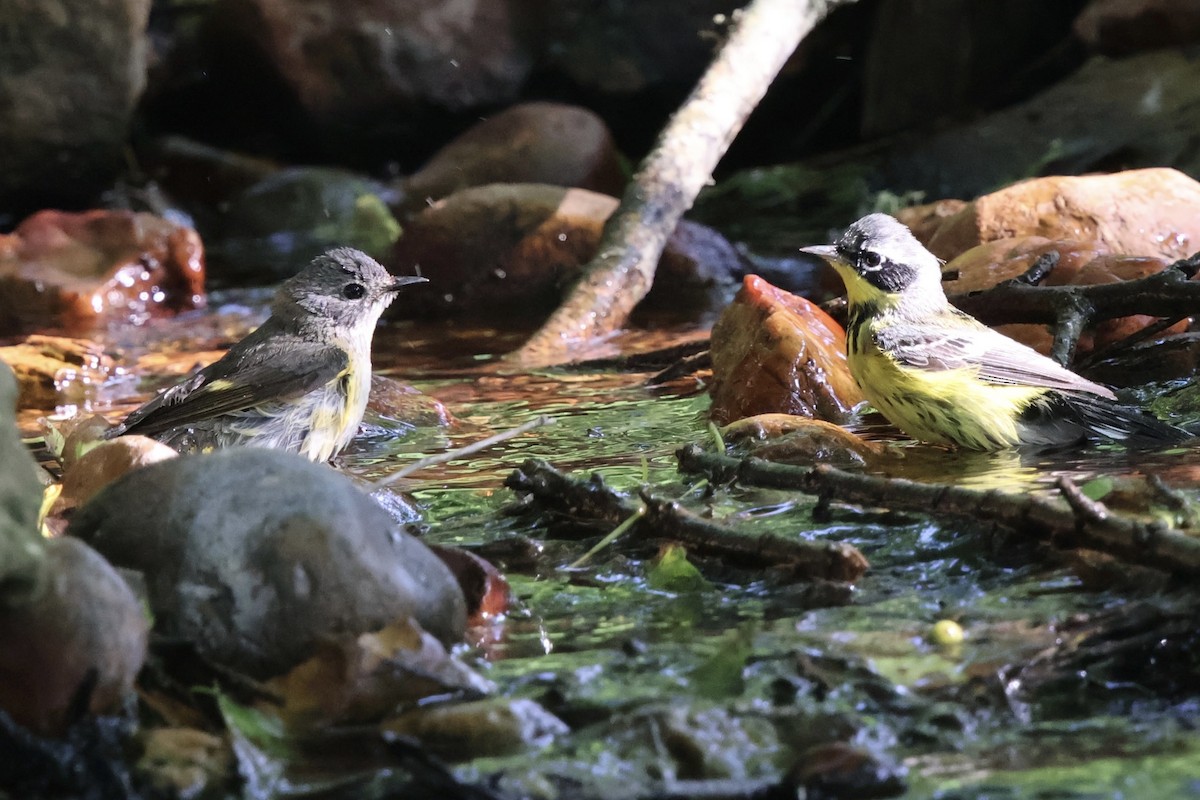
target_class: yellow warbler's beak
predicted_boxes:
[799,244,839,262]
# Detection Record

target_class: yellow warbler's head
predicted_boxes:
[801,213,945,308]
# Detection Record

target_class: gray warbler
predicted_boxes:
[107,247,426,461]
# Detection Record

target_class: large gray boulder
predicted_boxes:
[69,448,466,678]
[0,362,44,604]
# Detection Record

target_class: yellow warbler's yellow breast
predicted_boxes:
[849,333,1045,450]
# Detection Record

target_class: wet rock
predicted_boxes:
[367,375,454,427]
[383,697,568,761]
[894,200,968,247]
[0,362,46,605]
[0,210,206,336]
[396,102,625,219]
[55,436,178,515]
[0,336,113,410]
[709,276,863,426]
[722,415,882,467]
[1074,0,1200,56]
[926,169,1200,262]
[427,545,512,626]
[211,167,401,284]
[0,537,148,737]
[391,183,742,319]
[942,236,1189,356]
[0,0,152,214]
[211,0,530,148]
[68,448,467,679]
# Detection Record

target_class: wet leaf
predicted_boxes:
[264,618,492,731]
[217,693,291,798]
[647,544,710,593]
[1079,476,1114,501]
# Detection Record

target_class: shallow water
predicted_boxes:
[27,302,1200,799]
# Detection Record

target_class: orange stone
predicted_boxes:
[709,276,863,425]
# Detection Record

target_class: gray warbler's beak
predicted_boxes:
[389,275,428,292]
[799,244,839,262]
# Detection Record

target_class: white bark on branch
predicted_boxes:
[509,0,856,367]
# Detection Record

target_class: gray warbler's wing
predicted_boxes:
[875,309,1117,400]
[109,336,350,439]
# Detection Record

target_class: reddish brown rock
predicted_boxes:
[708,276,863,426]
[943,236,1189,355]
[428,545,511,626]
[1074,0,1200,56]
[0,210,206,335]
[0,335,113,409]
[925,169,1200,263]
[0,537,148,737]
[722,415,881,467]
[391,183,741,319]
[398,103,625,217]
[894,200,968,246]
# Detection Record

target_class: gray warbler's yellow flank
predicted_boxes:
[801,213,1184,450]
[107,248,426,462]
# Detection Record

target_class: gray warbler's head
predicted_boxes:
[272,248,426,335]
[802,213,945,306]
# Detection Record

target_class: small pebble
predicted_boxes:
[930,619,964,646]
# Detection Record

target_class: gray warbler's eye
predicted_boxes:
[861,251,883,270]
[342,282,366,300]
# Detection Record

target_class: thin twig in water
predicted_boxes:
[506,458,869,581]
[570,506,647,568]
[373,415,556,488]
[676,444,1200,578]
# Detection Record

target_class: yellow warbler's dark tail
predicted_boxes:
[1020,391,1189,448]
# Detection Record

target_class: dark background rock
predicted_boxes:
[205,166,401,284]
[395,102,625,219]
[0,0,152,222]
[390,183,742,320]
[860,0,1086,138]
[1074,0,1200,56]
[68,448,467,679]
[3,0,1198,284]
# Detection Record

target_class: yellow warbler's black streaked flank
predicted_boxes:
[107,248,426,462]
[801,214,1185,450]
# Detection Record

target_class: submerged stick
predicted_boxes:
[676,444,1200,578]
[373,416,555,488]
[509,0,856,367]
[505,458,869,582]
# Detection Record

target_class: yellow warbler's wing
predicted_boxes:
[875,310,1117,400]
